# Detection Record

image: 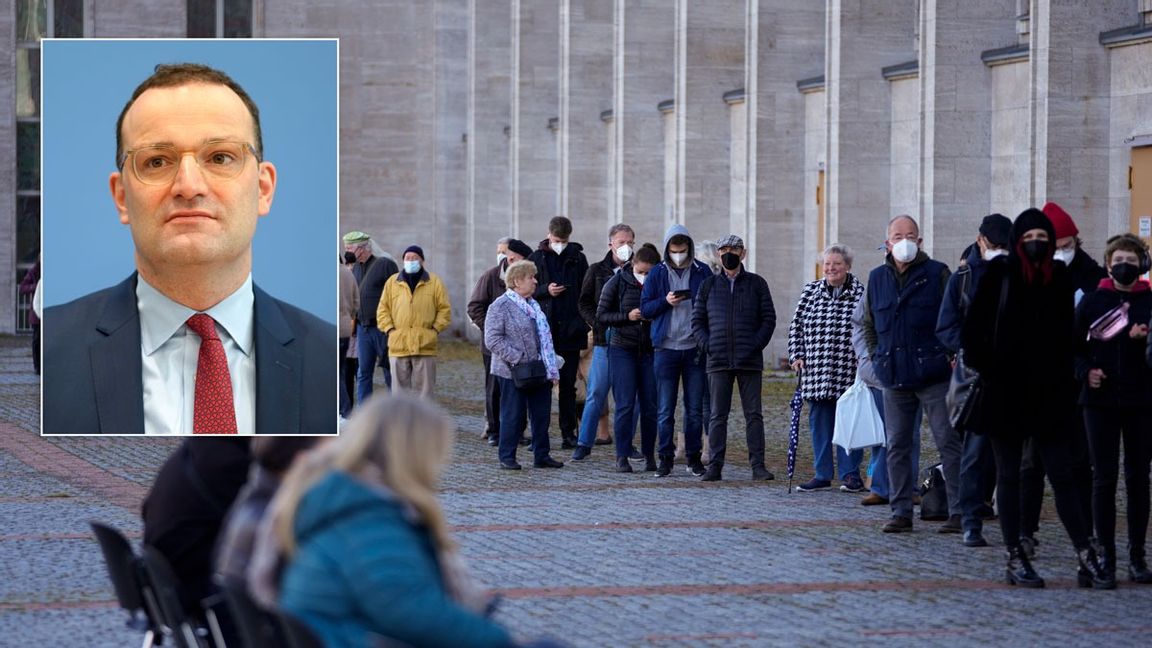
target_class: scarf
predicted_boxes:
[504,290,559,380]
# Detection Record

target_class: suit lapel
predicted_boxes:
[90,275,145,434]
[253,286,301,434]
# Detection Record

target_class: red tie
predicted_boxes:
[186,314,238,434]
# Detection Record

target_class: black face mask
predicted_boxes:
[721,252,742,271]
[1021,240,1049,263]
[1110,262,1140,286]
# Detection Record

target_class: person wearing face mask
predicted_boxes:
[469,238,533,445]
[1074,233,1152,586]
[376,245,452,398]
[572,223,638,460]
[935,213,1012,544]
[692,234,777,482]
[641,224,714,477]
[1044,202,1108,298]
[527,217,591,449]
[860,215,961,534]
[597,244,662,473]
[961,207,1107,589]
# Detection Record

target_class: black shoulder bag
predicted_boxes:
[511,308,550,390]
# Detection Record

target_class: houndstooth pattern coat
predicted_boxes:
[787,275,865,400]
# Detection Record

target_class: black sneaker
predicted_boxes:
[486,436,498,447]
[643,456,657,472]
[686,452,706,477]
[701,465,722,482]
[615,457,633,473]
[655,456,673,478]
[499,461,522,471]
[571,445,592,461]
[534,457,565,468]
[963,529,989,547]
[797,478,832,492]
[560,435,577,450]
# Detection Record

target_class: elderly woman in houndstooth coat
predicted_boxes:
[787,244,867,493]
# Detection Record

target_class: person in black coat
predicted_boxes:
[961,207,1108,589]
[142,437,252,612]
[344,231,400,402]
[597,243,660,473]
[1075,233,1152,585]
[691,234,776,482]
[528,216,591,448]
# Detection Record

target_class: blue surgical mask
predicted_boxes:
[404,260,422,274]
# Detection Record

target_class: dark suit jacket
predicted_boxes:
[42,274,336,434]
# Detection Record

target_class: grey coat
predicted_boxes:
[484,293,548,380]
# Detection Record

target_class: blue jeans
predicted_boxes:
[866,387,920,498]
[609,346,657,460]
[808,399,863,481]
[654,348,706,458]
[959,430,994,532]
[577,345,611,448]
[498,377,552,465]
[355,326,392,403]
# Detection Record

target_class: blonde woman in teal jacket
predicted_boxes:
[250,395,515,648]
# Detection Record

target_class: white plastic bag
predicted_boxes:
[833,375,885,451]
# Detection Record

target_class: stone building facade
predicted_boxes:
[4,1,1152,365]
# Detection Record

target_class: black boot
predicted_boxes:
[1005,545,1045,588]
[1129,546,1152,584]
[642,453,657,472]
[1076,543,1117,590]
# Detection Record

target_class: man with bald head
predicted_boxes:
[861,215,962,533]
[43,63,335,434]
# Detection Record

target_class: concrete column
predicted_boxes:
[889,73,920,226]
[559,0,613,238]
[511,0,559,241]
[433,0,471,314]
[467,0,515,315]
[673,0,745,245]
[825,0,917,260]
[755,0,825,364]
[1030,0,1131,249]
[918,0,1016,265]
[612,0,674,245]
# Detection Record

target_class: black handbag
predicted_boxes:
[511,359,549,389]
[947,273,1008,433]
[919,463,950,521]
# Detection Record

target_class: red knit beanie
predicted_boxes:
[1042,202,1079,240]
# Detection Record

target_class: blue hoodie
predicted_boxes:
[640,224,713,349]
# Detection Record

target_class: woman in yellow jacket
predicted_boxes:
[376,245,452,397]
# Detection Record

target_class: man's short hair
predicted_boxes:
[115,63,263,166]
[887,214,920,238]
[668,234,691,248]
[608,223,634,240]
[548,216,573,240]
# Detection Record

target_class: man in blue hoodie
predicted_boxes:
[641,224,713,477]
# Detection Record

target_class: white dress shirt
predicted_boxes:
[137,275,256,435]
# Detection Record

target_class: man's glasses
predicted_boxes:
[118,141,259,186]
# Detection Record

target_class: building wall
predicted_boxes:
[989,60,1032,221]
[889,76,920,226]
[1107,41,1152,242]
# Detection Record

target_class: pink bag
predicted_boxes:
[1087,301,1129,341]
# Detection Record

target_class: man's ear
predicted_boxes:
[257,161,277,216]
[110,172,129,225]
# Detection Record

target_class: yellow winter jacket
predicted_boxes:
[377,271,452,357]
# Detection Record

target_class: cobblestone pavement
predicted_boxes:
[2,337,1150,647]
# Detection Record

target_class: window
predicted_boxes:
[188,0,253,38]
[15,0,83,331]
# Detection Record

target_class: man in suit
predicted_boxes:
[42,63,335,434]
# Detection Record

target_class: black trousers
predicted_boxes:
[707,370,765,468]
[992,433,1092,551]
[1084,406,1152,555]
[557,348,581,438]
[1020,410,1093,538]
